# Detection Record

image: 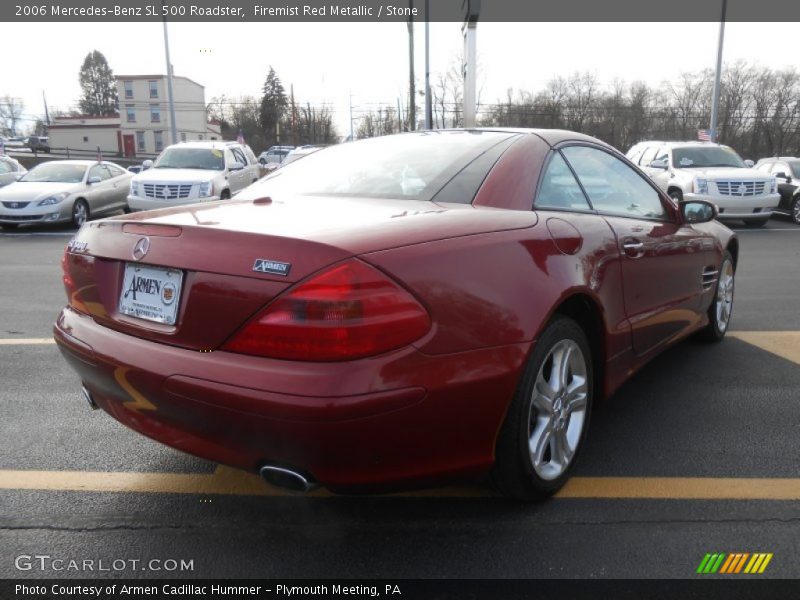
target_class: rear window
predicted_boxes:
[243,131,517,201]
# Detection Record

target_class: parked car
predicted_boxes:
[626,141,779,227]
[128,141,261,211]
[4,136,26,149]
[282,145,324,166]
[0,156,26,187]
[754,157,800,224]
[257,146,294,165]
[26,136,50,153]
[0,160,132,229]
[55,129,737,499]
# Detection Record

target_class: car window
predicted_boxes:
[653,146,669,163]
[535,152,592,212]
[562,145,667,220]
[154,148,225,170]
[672,146,745,168]
[88,165,112,181]
[771,163,791,177]
[230,147,247,166]
[639,146,657,167]
[0,160,13,175]
[106,164,125,177]
[788,161,800,178]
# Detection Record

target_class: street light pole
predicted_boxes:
[161,1,178,146]
[424,0,432,130]
[709,0,727,143]
[462,0,480,128]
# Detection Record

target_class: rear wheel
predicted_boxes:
[220,189,231,200]
[71,199,89,228]
[701,250,734,342]
[791,196,800,225]
[492,316,593,501]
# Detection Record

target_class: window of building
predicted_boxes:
[150,104,161,123]
[126,104,136,123]
[198,134,204,140]
[82,136,89,143]
[180,132,187,142]
[149,80,158,99]
[124,80,133,99]
[136,131,145,152]
[154,131,163,152]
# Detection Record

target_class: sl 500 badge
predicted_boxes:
[253,259,291,276]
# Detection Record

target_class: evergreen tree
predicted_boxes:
[259,67,288,146]
[78,50,118,116]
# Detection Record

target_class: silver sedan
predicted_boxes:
[0,156,26,188]
[0,160,132,229]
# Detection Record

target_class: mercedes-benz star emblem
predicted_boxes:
[132,237,150,261]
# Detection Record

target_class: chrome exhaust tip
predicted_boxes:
[259,465,317,493]
[81,386,98,410]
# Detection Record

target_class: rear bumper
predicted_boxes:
[54,306,529,492]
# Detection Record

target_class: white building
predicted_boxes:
[117,74,221,156]
[48,74,222,158]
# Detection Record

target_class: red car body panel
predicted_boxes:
[54,129,737,492]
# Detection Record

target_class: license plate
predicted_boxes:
[119,263,183,325]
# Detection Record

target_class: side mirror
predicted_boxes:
[649,158,668,170]
[681,200,717,224]
[142,160,154,171]
[87,176,102,185]
[228,161,245,171]
[744,159,754,168]
[775,172,790,182]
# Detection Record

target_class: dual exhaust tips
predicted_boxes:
[83,386,316,494]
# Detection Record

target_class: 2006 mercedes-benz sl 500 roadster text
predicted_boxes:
[54,129,737,499]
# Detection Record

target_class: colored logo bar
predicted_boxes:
[696,553,773,574]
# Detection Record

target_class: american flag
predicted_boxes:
[697,129,711,141]
[236,130,245,145]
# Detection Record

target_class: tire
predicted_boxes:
[700,250,734,342]
[669,189,684,202]
[220,189,231,200]
[492,316,593,501]
[71,199,89,228]
[743,217,768,228]
[791,196,800,225]
[122,204,132,214]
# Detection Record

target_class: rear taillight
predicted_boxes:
[222,258,430,361]
[62,248,77,304]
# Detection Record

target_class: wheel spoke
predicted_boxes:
[551,428,573,468]
[552,344,572,392]
[532,379,555,415]
[529,420,555,468]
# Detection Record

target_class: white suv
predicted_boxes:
[128,141,261,211]
[627,141,780,227]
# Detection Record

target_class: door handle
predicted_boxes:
[623,238,645,258]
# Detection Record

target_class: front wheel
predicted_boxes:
[701,250,735,342]
[71,199,89,228]
[669,189,684,202]
[492,316,593,501]
[791,196,800,225]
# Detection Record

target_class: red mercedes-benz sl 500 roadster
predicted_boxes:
[55,129,736,499]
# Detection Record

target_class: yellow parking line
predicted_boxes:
[0,338,55,345]
[728,331,800,365]
[3,468,800,499]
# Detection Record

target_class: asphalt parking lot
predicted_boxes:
[1,217,800,580]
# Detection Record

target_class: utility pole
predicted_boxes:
[709,0,727,143]
[424,0,432,129]
[462,0,480,128]
[161,1,178,145]
[397,97,403,132]
[42,91,50,127]
[407,1,416,131]
[290,84,298,146]
[349,93,354,141]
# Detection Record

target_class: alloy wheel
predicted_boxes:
[715,259,734,333]
[528,339,588,481]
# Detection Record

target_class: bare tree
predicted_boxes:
[0,95,25,136]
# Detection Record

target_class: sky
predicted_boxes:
[2,21,799,137]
